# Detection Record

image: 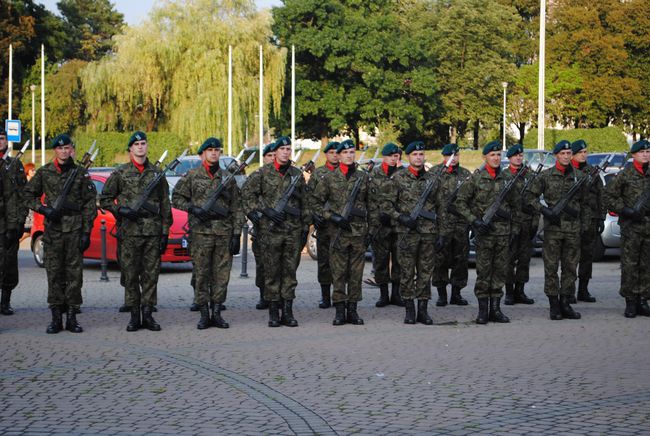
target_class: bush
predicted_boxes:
[523,127,629,152]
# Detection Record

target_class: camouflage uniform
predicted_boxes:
[23,160,97,309]
[243,169,267,306]
[0,154,27,315]
[100,160,172,309]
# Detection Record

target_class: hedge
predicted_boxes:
[522,127,629,152]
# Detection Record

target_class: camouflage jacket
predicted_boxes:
[0,155,28,231]
[573,161,606,225]
[313,164,372,237]
[305,163,338,230]
[432,163,472,236]
[502,165,535,224]
[456,166,520,237]
[240,162,308,233]
[23,161,97,234]
[604,163,650,234]
[99,159,173,236]
[388,167,439,235]
[171,163,244,236]
[525,164,589,234]
[368,163,400,236]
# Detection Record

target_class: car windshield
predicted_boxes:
[587,153,626,168]
[525,151,554,167]
[165,156,237,176]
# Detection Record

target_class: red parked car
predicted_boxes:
[30,170,191,267]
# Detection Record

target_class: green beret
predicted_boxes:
[50,133,73,149]
[552,140,572,155]
[262,143,275,156]
[336,139,355,153]
[571,139,587,154]
[506,143,523,158]
[630,140,650,154]
[324,141,340,153]
[482,140,502,155]
[381,142,400,156]
[271,136,291,151]
[441,143,459,156]
[405,141,425,155]
[128,131,147,149]
[197,137,222,155]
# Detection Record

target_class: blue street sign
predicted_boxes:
[5,120,21,142]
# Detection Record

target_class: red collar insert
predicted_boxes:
[131,158,145,174]
[633,160,646,176]
[486,165,497,179]
[555,161,567,174]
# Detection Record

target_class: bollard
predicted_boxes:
[240,223,249,278]
[100,219,109,282]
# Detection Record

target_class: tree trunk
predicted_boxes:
[321,134,329,149]
[450,125,457,143]
[473,120,480,150]
[517,122,526,145]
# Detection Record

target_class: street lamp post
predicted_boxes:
[538,0,546,151]
[30,84,36,163]
[502,82,508,150]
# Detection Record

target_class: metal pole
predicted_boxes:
[502,82,508,150]
[537,0,546,151]
[30,85,36,163]
[41,45,46,166]
[8,44,12,152]
[228,45,233,157]
[259,45,264,167]
[291,44,296,160]
[240,224,249,278]
[100,219,109,282]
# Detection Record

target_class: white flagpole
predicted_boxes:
[228,45,233,157]
[259,45,263,167]
[291,45,296,160]
[537,0,546,151]
[41,45,46,166]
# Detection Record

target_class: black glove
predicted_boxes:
[597,221,605,234]
[38,206,61,223]
[521,203,536,215]
[379,212,391,227]
[620,206,643,222]
[312,214,325,230]
[398,214,417,230]
[160,235,169,253]
[300,229,309,248]
[509,231,520,246]
[79,233,91,252]
[229,234,241,256]
[434,235,447,252]
[541,206,561,225]
[472,218,490,236]
[118,206,139,221]
[262,207,286,225]
[330,213,351,231]
[188,205,211,222]
[247,210,261,226]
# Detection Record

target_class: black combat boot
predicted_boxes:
[567,294,577,304]
[548,295,562,320]
[514,283,534,304]
[256,288,269,310]
[504,283,515,305]
[126,306,140,332]
[212,303,230,329]
[559,295,581,319]
[1,289,15,315]
[46,306,63,334]
[375,284,390,307]
[475,298,489,325]
[346,302,364,325]
[268,301,281,327]
[65,307,83,333]
[404,300,416,324]
[118,303,130,313]
[141,306,161,331]
[333,302,346,326]
[624,297,637,318]
[416,300,433,325]
[488,296,510,323]
[449,286,468,305]
[190,302,200,312]
[319,284,332,309]
[281,299,298,327]
[197,305,211,330]
[577,279,596,302]
[637,296,650,317]
[390,282,405,307]
[436,287,448,307]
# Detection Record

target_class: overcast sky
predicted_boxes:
[38,0,283,25]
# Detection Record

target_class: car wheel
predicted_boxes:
[32,234,45,268]
[307,227,318,260]
[593,236,606,262]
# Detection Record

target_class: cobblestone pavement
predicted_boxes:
[1,241,649,435]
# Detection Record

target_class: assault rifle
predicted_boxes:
[520,163,544,195]
[364,147,380,172]
[631,175,650,216]
[126,149,188,218]
[331,173,366,249]
[481,163,527,227]
[446,173,471,217]
[1,140,30,174]
[51,141,98,214]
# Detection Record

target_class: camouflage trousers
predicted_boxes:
[191,233,233,305]
[506,219,536,285]
[372,228,400,286]
[0,230,20,292]
[474,234,509,298]
[330,235,365,303]
[397,233,434,300]
[577,221,599,281]
[260,229,302,302]
[120,235,160,307]
[619,228,650,298]
[43,229,83,309]
[542,231,579,296]
[431,231,469,289]
[315,227,333,285]
[251,235,265,291]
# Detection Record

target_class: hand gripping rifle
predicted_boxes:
[481,163,527,227]
[631,168,650,216]
[331,172,366,249]
[1,140,30,174]
[51,141,99,214]
[365,147,381,172]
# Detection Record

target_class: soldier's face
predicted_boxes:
[130,140,148,159]
[484,151,501,169]
[202,147,221,165]
[556,150,572,166]
[445,154,459,166]
[573,149,587,163]
[382,153,399,166]
[509,153,524,167]
[263,152,275,165]
[275,145,291,164]
[408,150,425,168]
[0,135,7,152]
[325,149,339,165]
[340,148,355,165]
[54,144,74,162]
[633,149,650,164]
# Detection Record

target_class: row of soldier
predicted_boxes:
[0,129,648,333]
